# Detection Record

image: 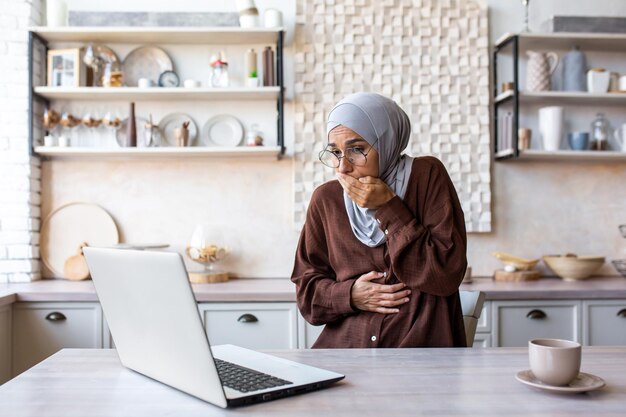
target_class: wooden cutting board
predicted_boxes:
[494,269,541,282]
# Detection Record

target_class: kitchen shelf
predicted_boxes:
[497,150,626,162]
[493,32,626,160]
[29,26,284,45]
[34,86,281,101]
[496,32,626,52]
[34,146,282,160]
[495,90,626,106]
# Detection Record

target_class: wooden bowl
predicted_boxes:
[543,255,605,281]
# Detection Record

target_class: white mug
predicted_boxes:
[183,79,201,88]
[43,135,57,147]
[538,106,564,151]
[57,135,70,147]
[619,75,626,92]
[138,78,154,88]
[264,9,283,28]
[46,0,68,27]
[614,123,626,152]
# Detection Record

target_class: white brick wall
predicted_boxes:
[0,0,43,282]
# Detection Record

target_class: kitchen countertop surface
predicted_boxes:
[1,276,625,307]
[1,347,624,417]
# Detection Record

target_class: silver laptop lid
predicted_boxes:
[83,247,228,408]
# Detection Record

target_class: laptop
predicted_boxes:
[83,247,344,408]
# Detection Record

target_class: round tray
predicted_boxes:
[40,202,119,278]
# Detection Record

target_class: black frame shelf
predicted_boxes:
[492,32,626,162]
[28,27,286,158]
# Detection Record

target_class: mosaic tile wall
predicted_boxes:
[293,0,491,232]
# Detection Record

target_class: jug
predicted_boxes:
[526,51,559,92]
[562,47,586,92]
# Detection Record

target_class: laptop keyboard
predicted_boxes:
[214,358,293,393]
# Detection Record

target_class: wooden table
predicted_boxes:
[1,347,625,416]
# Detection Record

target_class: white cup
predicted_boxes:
[264,9,283,28]
[138,78,154,88]
[538,106,563,151]
[46,0,68,27]
[529,339,581,386]
[43,135,57,147]
[57,135,70,147]
[619,75,626,92]
[239,14,260,28]
[183,79,201,88]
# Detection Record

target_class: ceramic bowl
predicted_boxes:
[492,252,540,271]
[612,259,626,278]
[543,255,605,281]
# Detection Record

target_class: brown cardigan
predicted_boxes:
[291,156,467,348]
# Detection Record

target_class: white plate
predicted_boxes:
[116,117,155,147]
[40,202,119,279]
[158,113,198,146]
[515,370,605,393]
[201,115,244,147]
[122,46,173,87]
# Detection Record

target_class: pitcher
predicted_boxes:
[526,51,559,92]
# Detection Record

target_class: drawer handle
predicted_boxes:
[526,310,546,320]
[237,314,258,323]
[45,312,67,322]
[617,309,626,318]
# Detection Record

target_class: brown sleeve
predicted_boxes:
[291,193,357,326]
[375,159,467,296]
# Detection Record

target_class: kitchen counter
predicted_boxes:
[1,347,624,416]
[1,276,626,307]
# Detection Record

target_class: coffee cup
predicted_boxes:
[620,75,626,92]
[138,78,154,88]
[183,79,201,88]
[529,338,581,386]
[567,132,589,151]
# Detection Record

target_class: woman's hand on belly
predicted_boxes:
[350,271,411,314]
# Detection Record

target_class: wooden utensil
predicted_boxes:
[494,269,541,282]
[63,242,91,281]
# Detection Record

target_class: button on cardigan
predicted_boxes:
[291,156,468,348]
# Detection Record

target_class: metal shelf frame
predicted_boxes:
[27,28,286,158]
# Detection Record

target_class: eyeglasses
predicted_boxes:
[318,138,378,168]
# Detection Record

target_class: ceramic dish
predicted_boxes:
[543,254,605,281]
[158,113,198,146]
[201,115,244,147]
[40,202,119,279]
[122,46,173,87]
[516,370,605,393]
[116,117,153,147]
[492,252,540,271]
[113,243,170,250]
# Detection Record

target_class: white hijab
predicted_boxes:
[327,93,414,247]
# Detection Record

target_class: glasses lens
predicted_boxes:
[319,150,339,168]
[347,148,367,166]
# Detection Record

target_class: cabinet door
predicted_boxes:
[12,302,103,376]
[0,305,11,384]
[583,300,626,346]
[493,300,580,347]
[473,333,491,348]
[199,303,297,350]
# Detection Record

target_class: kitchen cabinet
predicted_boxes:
[198,303,298,350]
[492,32,626,162]
[12,302,103,377]
[583,300,626,346]
[0,305,11,384]
[493,300,580,347]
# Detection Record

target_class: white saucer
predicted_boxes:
[516,370,605,393]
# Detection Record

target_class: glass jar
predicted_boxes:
[590,113,610,151]
[209,60,229,88]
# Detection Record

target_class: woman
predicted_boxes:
[291,92,467,348]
